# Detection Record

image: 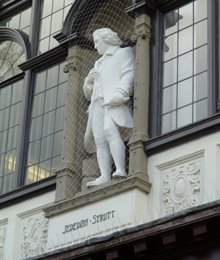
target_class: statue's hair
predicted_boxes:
[93,28,122,46]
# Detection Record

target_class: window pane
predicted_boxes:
[164,11,178,36]
[44,88,57,113]
[0,85,12,109]
[9,103,21,127]
[0,131,7,153]
[39,160,51,179]
[32,93,45,117]
[177,105,192,128]
[65,0,75,6]
[179,27,193,55]
[51,10,63,34]
[194,0,207,22]
[194,20,207,48]
[194,45,207,74]
[164,33,177,61]
[42,111,55,137]
[194,99,208,121]
[162,85,176,113]
[55,107,64,131]
[178,52,193,81]
[179,3,193,30]
[40,16,51,39]
[49,34,59,49]
[42,0,53,18]
[47,66,59,89]
[40,135,53,161]
[35,71,46,94]
[0,108,9,131]
[39,37,49,54]
[162,112,176,133]
[163,59,177,87]
[53,0,64,12]
[28,141,41,165]
[20,8,32,29]
[57,82,67,107]
[7,126,18,150]
[12,81,23,103]
[30,117,43,141]
[51,156,61,171]
[194,72,208,101]
[53,131,62,157]
[178,78,193,108]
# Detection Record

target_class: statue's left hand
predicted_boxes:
[103,92,129,107]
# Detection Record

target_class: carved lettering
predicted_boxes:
[62,210,116,234]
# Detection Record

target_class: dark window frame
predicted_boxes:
[147,0,220,154]
[0,0,68,200]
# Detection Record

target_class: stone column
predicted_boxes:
[55,45,83,201]
[128,14,151,179]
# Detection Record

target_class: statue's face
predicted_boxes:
[93,35,109,55]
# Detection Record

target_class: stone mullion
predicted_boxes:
[55,45,83,201]
[129,14,151,179]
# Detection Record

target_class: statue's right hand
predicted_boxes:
[87,69,97,83]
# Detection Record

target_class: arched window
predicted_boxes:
[0,40,25,82]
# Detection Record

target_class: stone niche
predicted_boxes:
[43,0,152,252]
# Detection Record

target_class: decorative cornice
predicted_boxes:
[18,46,68,72]
[44,173,151,218]
[126,0,157,17]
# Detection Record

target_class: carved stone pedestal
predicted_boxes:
[44,174,151,252]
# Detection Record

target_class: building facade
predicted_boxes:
[1,0,220,259]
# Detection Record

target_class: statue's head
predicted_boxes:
[93,28,122,55]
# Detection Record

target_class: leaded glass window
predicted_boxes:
[26,62,67,184]
[0,80,23,193]
[39,0,75,53]
[161,0,208,133]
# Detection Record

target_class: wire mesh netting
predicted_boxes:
[56,0,135,199]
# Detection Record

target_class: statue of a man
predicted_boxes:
[83,28,134,187]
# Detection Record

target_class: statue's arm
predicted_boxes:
[116,47,135,97]
[104,47,134,107]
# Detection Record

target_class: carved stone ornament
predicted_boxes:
[161,160,201,215]
[0,225,7,260]
[20,214,49,259]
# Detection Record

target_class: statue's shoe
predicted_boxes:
[112,171,127,179]
[86,176,110,188]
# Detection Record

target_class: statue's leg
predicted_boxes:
[86,102,112,187]
[104,116,127,178]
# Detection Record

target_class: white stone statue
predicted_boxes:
[83,28,134,187]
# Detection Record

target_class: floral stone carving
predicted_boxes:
[20,214,48,258]
[161,159,201,215]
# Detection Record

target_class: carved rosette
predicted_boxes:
[0,224,7,260]
[161,160,201,215]
[20,214,49,258]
